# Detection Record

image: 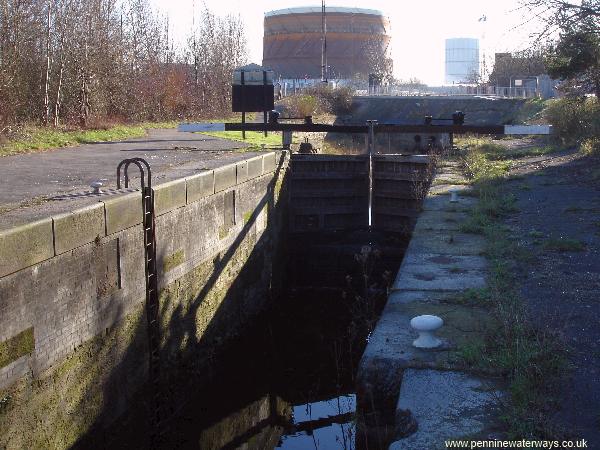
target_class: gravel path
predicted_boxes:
[504,148,600,444]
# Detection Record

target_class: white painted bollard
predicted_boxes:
[90,181,103,194]
[410,315,443,348]
[449,187,459,203]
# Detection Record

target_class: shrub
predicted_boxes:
[278,85,354,117]
[305,85,354,115]
[543,97,600,146]
[580,137,600,155]
[279,94,317,117]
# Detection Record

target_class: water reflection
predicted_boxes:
[159,290,365,450]
[278,394,356,450]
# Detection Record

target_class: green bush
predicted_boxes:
[306,85,354,115]
[544,97,600,145]
[581,137,600,155]
[278,85,354,117]
[279,94,317,117]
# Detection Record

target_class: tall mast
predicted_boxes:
[321,0,327,82]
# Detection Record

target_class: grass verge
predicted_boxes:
[455,138,567,438]
[0,121,178,157]
[456,136,564,161]
[198,130,291,149]
[0,114,254,157]
[542,237,586,252]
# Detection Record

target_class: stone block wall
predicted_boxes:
[0,151,288,449]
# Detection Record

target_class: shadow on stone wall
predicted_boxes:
[62,155,290,449]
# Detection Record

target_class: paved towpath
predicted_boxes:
[0,129,263,229]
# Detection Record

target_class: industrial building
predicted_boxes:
[262,7,391,81]
[445,38,479,84]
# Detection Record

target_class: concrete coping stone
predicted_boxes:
[421,195,478,212]
[246,155,264,180]
[390,369,501,449]
[392,253,488,292]
[186,170,215,204]
[153,178,186,216]
[214,164,237,193]
[53,202,106,255]
[407,230,486,256]
[263,152,277,174]
[372,154,430,164]
[357,156,502,447]
[236,160,249,185]
[0,152,286,278]
[102,191,143,235]
[0,217,54,277]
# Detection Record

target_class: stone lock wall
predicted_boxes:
[0,151,288,449]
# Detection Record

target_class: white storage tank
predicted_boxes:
[445,38,479,84]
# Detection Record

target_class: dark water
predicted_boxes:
[96,232,404,450]
[159,287,379,450]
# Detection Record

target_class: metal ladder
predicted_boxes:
[117,158,161,446]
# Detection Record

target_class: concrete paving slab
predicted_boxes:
[387,290,452,306]
[408,231,486,256]
[0,129,256,207]
[362,300,492,368]
[390,369,500,450]
[422,195,477,212]
[413,210,469,231]
[429,184,474,196]
[402,253,488,271]
[393,253,487,291]
[393,268,486,291]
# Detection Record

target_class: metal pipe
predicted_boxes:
[367,120,376,228]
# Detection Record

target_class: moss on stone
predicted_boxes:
[163,249,185,273]
[218,226,228,240]
[400,301,498,367]
[0,306,147,450]
[0,327,34,369]
[274,177,284,200]
[0,174,284,449]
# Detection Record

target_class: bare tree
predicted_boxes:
[520,0,600,37]
[0,0,248,128]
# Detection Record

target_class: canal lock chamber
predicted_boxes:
[0,152,429,449]
[95,154,430,449]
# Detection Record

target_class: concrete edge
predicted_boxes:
[186,170,215,204]
[154,178,187,216]
[0,217,55,277]
[0,152,284,275]
[357,159,498,448]
[102,191,143,235]
[52,203,106,255]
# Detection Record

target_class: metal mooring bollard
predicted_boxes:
[90,181,103,194]
[410,315,443,348]
[449,187,459,203]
